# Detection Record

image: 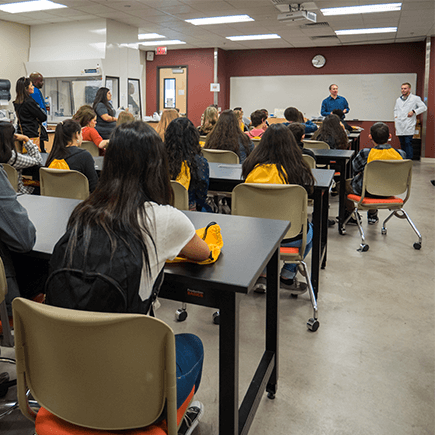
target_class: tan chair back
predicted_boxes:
[303,140,330,149]
[302,154,316,169]
[12,298,179,434]
[232,183,307,246]
[2,163,18,192]
[363,159,413,202]
[81,141,100,157]
[40,168,89,200]
[202,149,240,164]
[170,180,189,210]
[0,257,13,347]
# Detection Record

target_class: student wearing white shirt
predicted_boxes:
[394,82,427,160]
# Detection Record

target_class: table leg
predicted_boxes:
[311,188,322,298]
[338,159,348,235]
[219,291,239,435]
[265,249,279,397]
[321,188,329,269]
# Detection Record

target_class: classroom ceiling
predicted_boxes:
[0,0,433,50]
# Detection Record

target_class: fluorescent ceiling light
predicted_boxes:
[138,33,165,40]
[321,3,401,16]
[139,40,186,46]
[226,34,281,41]
[186,15,254,25]
[0,0,66,13]
[335,27,397,35]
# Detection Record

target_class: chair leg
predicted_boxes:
[299,261,319,332]
[0,400,19,418]
[395,209,422,249]
[354,209,369,252]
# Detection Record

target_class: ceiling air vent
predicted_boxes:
[310,35,339,40]
[300,22,330,28]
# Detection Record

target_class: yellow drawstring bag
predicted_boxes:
[166,222,223,265]
[48,159,70,170]
[175,161,190,190]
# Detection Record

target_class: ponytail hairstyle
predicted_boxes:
[0,121,16,164]
[73,105,96,127]
[46,119,81,167]
[14,77,32,104]
[92,87,114,116]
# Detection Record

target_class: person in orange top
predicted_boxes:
[73,105,109,152]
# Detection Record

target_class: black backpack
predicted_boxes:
[45,226,163,315]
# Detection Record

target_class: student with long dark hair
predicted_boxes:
[92,87,117,139]
[204,109,254,163]
[48,121,210,432]
[164,117,209,211]
[0,121,42,194]
[242,124,315,292]
[46,119,98,192]
[312,114,349,149]
[13,77,47,149]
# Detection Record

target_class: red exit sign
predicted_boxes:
[156,47,167,55]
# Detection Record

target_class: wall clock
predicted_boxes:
[312,55,326,68]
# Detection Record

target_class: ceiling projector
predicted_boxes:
[277,10,317,23]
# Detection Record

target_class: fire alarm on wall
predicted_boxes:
[146,51,154,61]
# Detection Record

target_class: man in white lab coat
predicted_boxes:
[394,82,427,160]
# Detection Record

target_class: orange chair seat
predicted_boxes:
[347,194,403,205]
[35,387,195,435]
[280,247,299,255]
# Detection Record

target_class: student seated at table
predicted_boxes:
[46,119,98,192]
[344,122,405,225]
[312,114,349,149]
[0,121,42,194]
[72,105,109,151]
[197,106,218,136]
[156,109,179,141]
[204,109,254,164]
[283,106,318,134]
[233,108,248,132]
[47,120,210,433]
[287,122,316,161]
[165,117,210,211]
[242,124,314,292]
[246,110,267,138]
[332,109,353,133]
[116,110,135,126]
[92,87,117,140]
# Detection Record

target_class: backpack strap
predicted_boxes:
[143,268,165,317]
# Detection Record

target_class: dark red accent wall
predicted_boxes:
[146,48,215,127]
[426,37,435,158]
[145,42,433,156]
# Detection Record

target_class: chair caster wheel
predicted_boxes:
[339,228,346,235]
[175,309,187,322]
[267,392,275,400]
[358,244,369,252]
[307,318,320,332]
[413,242,421,250]
[381,228,387,235]
[290,293,298,298]
[212,311,220,325]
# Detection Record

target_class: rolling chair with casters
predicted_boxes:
[40,168,90,200]
[232,183,319,331]
[343,159,422,252]
[12,298,192,435]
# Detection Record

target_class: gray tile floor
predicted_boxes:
[1,158,434,435]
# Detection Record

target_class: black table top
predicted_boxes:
[309,149,355,159]
[17,195,290,294]
[209,163,334,189]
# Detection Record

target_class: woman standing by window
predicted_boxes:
[92,87,117,140]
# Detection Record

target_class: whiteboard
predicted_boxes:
[230,73,417,122]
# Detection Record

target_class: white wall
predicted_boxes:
[0,20,30,110]
[29,19,107,61]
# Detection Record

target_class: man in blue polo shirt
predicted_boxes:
[29,72,48,152]
[321,84,350,118]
